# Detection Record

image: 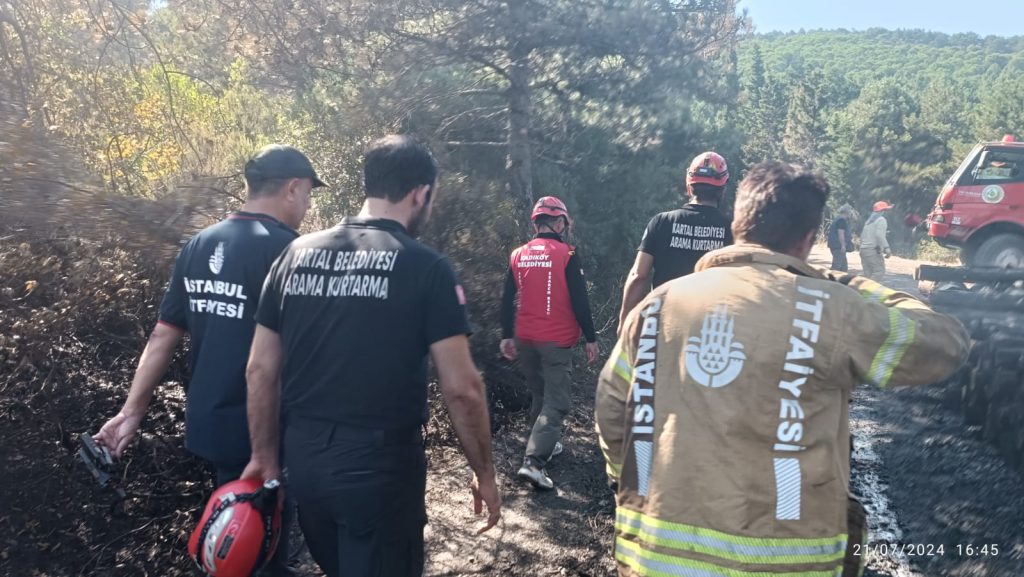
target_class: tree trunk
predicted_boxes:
[506,2,533,221]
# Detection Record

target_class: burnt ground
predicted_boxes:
[2,245,1023,576]
[851,384,1024,577]
[813,247,1024,577]
[424,359,617,577]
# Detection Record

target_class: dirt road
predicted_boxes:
[420,246,1024,577]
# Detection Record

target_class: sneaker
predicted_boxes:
[551,441,564,458]
[517,463,555,490]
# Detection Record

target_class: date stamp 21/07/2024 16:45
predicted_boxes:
[851,543,1000,557]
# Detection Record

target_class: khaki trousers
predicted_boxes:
[860,248,886,279]
[517,340,574,467]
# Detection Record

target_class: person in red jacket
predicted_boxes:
[500,196,599,490]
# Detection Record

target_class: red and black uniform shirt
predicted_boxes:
[501,232,596,348]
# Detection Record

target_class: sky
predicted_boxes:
[740,0,1024,37]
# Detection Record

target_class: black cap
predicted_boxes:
[245,144,326,188]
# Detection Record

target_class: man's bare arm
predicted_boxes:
[431,334,501,532]
[618,252,654,334]
[94,322,185,457]
[241,324,284,481]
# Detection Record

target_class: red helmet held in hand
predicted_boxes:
[687,152,729,188]
[531,196,571,223]
[188,478,282,577]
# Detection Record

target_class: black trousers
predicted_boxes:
[830,248,849,272]
[284,418,427,577]
[216,462,295,576]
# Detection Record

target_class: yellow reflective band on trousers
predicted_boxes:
[866,308,915,389]
[606,460,622,480]
[600,443,622,479]
[616,538,844,577]
[616,509,847,566]
[614,347,633,382]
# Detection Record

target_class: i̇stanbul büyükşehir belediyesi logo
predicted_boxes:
[685,303,746,388]
[209,242,225,275]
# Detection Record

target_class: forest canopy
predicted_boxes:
[2,2,1023,319]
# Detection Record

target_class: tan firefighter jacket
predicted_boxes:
[596,244,969,577]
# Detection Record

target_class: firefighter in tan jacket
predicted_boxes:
[597,163,969,577]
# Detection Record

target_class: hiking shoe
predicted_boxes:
[517,463,554,490]
[551,441,564,458]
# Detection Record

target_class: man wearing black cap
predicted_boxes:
[242,135,501,577]
[94,144,323,576]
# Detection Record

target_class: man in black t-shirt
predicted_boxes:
[618,151,733,331]
[826,204,855,271]
[94,144,323,576]
[241,135,501,577]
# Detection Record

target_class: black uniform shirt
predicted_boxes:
[827,216,852,250]
[256,217,471,430]
[159,211,298,464]
[638,204,733,287]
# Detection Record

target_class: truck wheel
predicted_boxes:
[964,341,991,426]
[988,404,1023,470]
[964,364,989,426]
[1006,404,1024,471]
[943,365,969,409]
[973,234,1024,268]
[985,368,1019,403]
[959,244,976,266]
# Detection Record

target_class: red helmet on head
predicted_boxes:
[531,196,571,223]
[687,152,729,188]
[188,478,282,577]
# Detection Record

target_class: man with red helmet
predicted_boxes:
[500,196,599,490]
[618,151,733,332]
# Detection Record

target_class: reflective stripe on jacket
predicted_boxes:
[596,244,969,577]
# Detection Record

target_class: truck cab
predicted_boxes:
[928,135,1024,266]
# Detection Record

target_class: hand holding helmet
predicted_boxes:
[188,478,283,577]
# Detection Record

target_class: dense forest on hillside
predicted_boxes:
[753,29,1024,87]
[738,28,1024,243]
